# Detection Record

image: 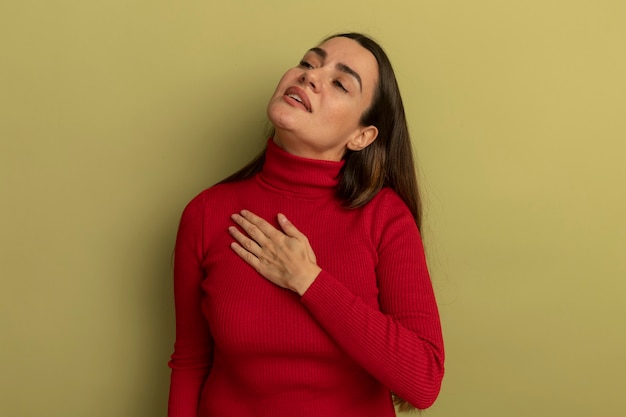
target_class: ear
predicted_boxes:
[347,125,379,151]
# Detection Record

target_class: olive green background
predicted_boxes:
[1,1,624,416]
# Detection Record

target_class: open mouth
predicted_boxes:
[284,87,311,112]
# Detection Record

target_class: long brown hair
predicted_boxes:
[220,32,423,232]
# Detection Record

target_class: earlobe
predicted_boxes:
[348,126,379,151]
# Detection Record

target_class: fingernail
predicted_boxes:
[277,213,287,223]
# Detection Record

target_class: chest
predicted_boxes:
[198,197,380,356]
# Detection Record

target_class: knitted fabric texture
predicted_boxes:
[168,139,444,417]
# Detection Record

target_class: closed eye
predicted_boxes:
[334,80,348,93]
[299,60,313,69]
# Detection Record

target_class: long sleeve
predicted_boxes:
[300,192,445,409]
[168,194,214,417]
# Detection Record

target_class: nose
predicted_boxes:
[299,68,321,92]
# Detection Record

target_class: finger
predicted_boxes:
[239,210,282,239]
[228,226,264,258]
[231,213,272,246]
[277,213,317,263]
[230,241,263,272]
[277,213,305,239]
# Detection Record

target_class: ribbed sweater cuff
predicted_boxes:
[300,270,356,318]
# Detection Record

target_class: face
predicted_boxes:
[266,36,379,161]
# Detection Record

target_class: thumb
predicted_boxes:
[277,213,317,263]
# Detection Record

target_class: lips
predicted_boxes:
[284,86,312,112]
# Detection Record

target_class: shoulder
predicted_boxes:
[364,188,421,249]
[367,187,414,223]
[179,179,252,223]
[370,187,406,206]
[184,178,254,210]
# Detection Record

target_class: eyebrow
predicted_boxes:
[308,47,363,92]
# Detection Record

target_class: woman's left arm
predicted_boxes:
[229,206,444,409]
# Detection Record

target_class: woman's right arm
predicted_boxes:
[168,194,213,417]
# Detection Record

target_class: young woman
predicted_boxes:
[168,33,444,417]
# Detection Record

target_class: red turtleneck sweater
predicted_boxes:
[168,140,444,417]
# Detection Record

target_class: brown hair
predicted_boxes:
[220,32,423,233]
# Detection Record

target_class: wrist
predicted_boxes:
[291,266,322,296]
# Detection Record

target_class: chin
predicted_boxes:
[267,102,297,131]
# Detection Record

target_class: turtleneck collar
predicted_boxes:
[257,138,345,197]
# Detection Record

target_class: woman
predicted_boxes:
[168,33,444,417]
